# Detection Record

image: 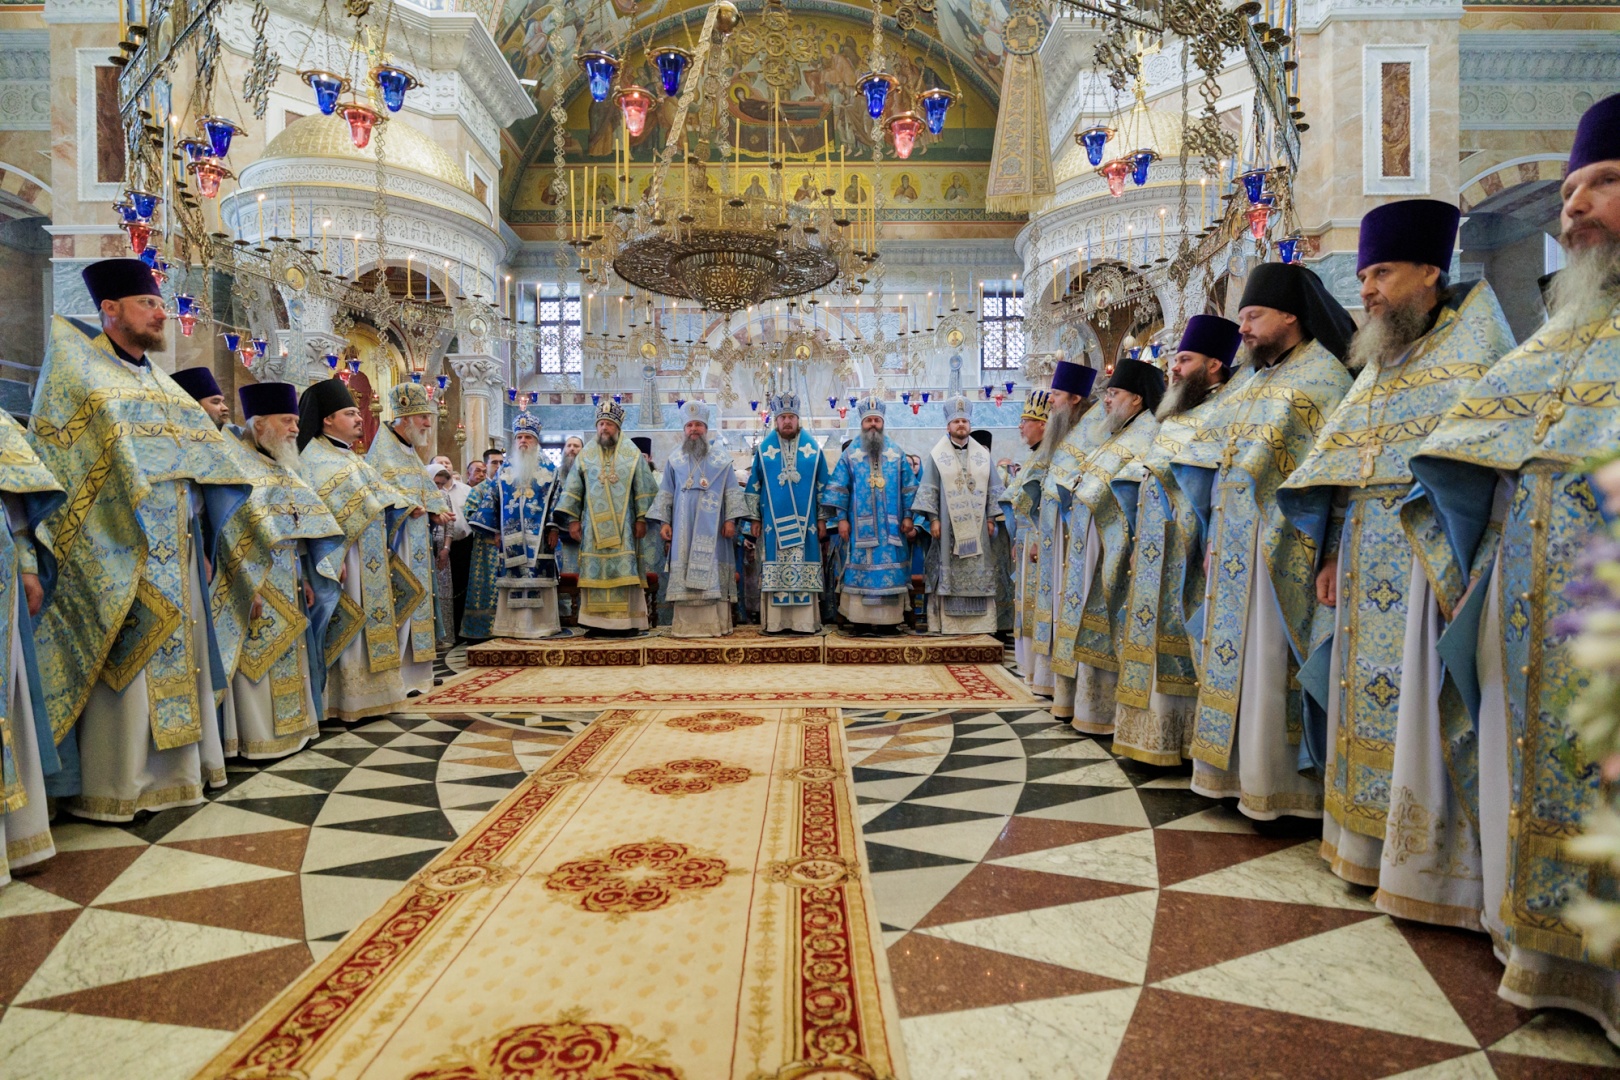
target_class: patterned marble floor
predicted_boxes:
[0,648,1616,1078]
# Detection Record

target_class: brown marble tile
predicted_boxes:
[162,828,310,873]
[1111,988,1472,1079]
[886,932,1131,1017]
[453,753,523,770]
[1151,829,1304,888]
[97,875,306,940]
[24,942,315,1030]
[1395,920,1531,1047]
[1144,891,1380,984]
[0,909,82,1005]
[915,863,1147,928]
[982,817,1141,861]
[1488,1052,1620,1079]
[22,846,146,906]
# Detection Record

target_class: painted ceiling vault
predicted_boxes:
[495,0,1016,226]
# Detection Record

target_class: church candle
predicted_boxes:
[734,117,741,196]
[321,220,328,272]
[289,191,295,240]
[257,193,265,242]
[569,168,576,239]
[407,254,413,299]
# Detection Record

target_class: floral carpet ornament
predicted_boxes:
[406,1013,682,1080]
[192,706,907,1080]
[623,758,752,795]
[665,710,767,734]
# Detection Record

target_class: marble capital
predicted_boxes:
[447,353,506,403]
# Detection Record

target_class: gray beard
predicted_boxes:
[1034,401,1086,465]
[1346,296,1433,373]
[556,453,576,487]
[598,431,617,450]
[509,445,542,490]
[255,428,302,471]
[1157,372,1214,420]
[1105,405,1138,435]
[682,433,709,460]
[860,428,885,459]
[1547,237,1620,336]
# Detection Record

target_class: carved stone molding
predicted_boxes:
[42,0,119,24]
[1295,0,1461,32]
[448,353,506,403]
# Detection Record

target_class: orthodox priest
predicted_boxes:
[367,382,449,695]
[1113,316,1242,765]
[215,382,345,758]
[746,392,829,633]
[1171,261,1355,820]
[0,411,62,885]
[554,399,657,635]
[460,447,503,640]
[1279,199,1513,924]
[29,260,252,821]
[470,411,561,639]
[823,395,918,634]
[299,378,410,721]
[975,429,1015,637]
[649,400,748,637]
[1060,358,1165,735]
[911,395,1004,634]
[169,369,345,759]
[1410,93,1620,1035]
[1004,390,1051,693]
[1032,358,1103,720]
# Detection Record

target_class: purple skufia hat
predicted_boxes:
[1357,199,1460,273]
[1177,315,1242,367]
[239,381,299,419]
[81,258,161,307]
[1569,93,1620,174]
[170,366,222,401]
[1050,359,1098,397]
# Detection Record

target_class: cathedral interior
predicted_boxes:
[1,0,1619,1076]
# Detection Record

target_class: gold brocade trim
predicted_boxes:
[1110,742,1184,767]
[100,578,181,692]
[1347,361,1490,400]
[1072,646,1119,673]
[1317,415,1441,451]
[1324,787,1390,839]
[30,386,192,445]
[6,829,54,861]
[67,780,204,820]
[236,584,306,683]
[232,723,317,759]
[1501,951,1620,1008]
[388,551,428,630]
[1319,838,1381,887]
[1373,887,1484,932]
[1195,422,1299,481]
[1453,380,1620,422]
[325,594,364,667]
[1238,789,1323,816]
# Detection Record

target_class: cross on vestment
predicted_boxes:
[1533,393,1566,443]
[1218,437,1239,471]
[1358,441,1381,480]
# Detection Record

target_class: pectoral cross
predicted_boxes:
[1533,393,1566,443]
[1218,439,1239,471]
[1357,441,1381,481]
[870,467,885,491]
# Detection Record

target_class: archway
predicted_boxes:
[1459,155,1568,340]
[344,321,410,452]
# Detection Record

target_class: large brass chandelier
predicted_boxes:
[562,0,883,314]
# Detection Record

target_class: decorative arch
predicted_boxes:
[0,162,51,222]
[1460,154,1568,214]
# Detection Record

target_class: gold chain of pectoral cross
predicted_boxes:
[1356,368,1403,484]
[1533,327,1602,442]
[1218,368,1273,471]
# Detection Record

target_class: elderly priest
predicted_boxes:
[298,378,410,721]
[469,411,562,639]
[745,391,830,634]
[823,394,918,634]
[911,395,1004,634]
[29,259,252,821]
[648,400,748,637]
[367,381,450,695]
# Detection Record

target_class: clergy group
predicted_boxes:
[0,89,1615,1049]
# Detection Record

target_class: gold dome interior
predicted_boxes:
[258,111,475,196]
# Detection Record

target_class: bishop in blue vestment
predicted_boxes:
[745,391,830,633]
[823,396,918,632]
[470,411,562,639]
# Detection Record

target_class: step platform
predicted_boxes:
[465,625,1005,667]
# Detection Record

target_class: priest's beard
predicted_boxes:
[510,444,541,490]
[1105,403,1140,435]
[1547,235,1620,336]
[252,421,301,471]
[860,428,885,459]
[400,422,431,449]
[1034,400,1089,465]
[1346,293,1433,373]
[556,452,576,489]
[683,433,709,460]
[1157,370,1215,420]
[598,430,618,450]
[1243,339,1293,370]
